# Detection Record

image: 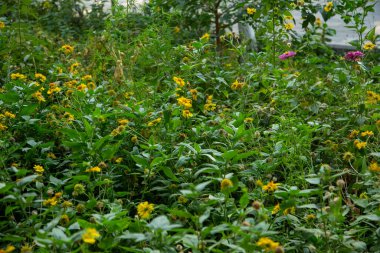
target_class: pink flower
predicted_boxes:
[279,51,296,60]
[344,51,364,61]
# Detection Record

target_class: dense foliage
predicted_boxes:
[0,0,380,252]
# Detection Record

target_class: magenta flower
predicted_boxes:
[344,51,364,61]
[279,51,296,60]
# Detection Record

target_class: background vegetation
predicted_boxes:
[0,0,379,252]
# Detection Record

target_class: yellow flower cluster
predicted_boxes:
[137,201,154,219]
[190,89,197,100]
[363,41,376,50]
[246,7,256,15]
[284,23,295,30]
[177,96,192,108]
[11,73,27,81]
[272,203,280,214]
[0,21,5,29]
[35,73,47,82]
[0,123,7,131]
[0,245,15,253]
[324,2,333,12]
[244,117,253,123]
[369,161,380,172]
[262,181,280,192]
[283,206,296,215]
[64,80,78,88]
[148,117,162,127]
[182,109,193,118]
[366,91,380,104]
[348,129,359,139]
[173,76,185,87]
[361,130,374,137]
[231,80,245,90]
[256,237,280,252]
[76,83,88,92]
[220,178,233,191]
[82,228,100,244]
[200,33,210,41]
[0,111,16,119]
[43,192,62,206]
[63,112,75,123]
[85,166,101,172]
[204,95,217,111]
[354,140,367,150]
[47,83,61,95]
[34,165,44,175]
[69,62,80,73]
[32,91,46,102]
[61,44,74,54]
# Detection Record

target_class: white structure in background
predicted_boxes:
[88,0,380,49]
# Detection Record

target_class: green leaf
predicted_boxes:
[16,175,39,186]
[239,192,249,208]
[161,167,179,182]
[305,177,320,185]
[222,150,238,161]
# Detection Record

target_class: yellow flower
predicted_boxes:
[43,196,58,206]
[82,228,100,244]
[173,76,186,87]
[131,135,138,143]
[324,2,333,12]
[182,109,193,118]
[348,129,359,139]
[61,44,74,54]
[255,179,263,187]
[76,83,87,92]
[369,161,380,172]
[69,62,80,73]
[284,15,293,20]
[47,152,56,159]
[284,23,295,30]
[305,213,316,221]
[81,75,92,81]
[366,91,380,104]
[63,112,75,123]
[342,152,354,162]
[220,178,233,191]
[354,140,367,150]
[201,33,210,41]
[47,83,61,95]
[272,203,280,214]
[115,157,123,163]
[247,7,256,15]
[231,80,245,90]
[147,117,162,127]
[118,119,129,125]
[20,244,33,253]
[35,73,47,82]
[10,73,27,81]
[32,91,46,102]
[85,166,101,172]
[244,117,253,123]
[60,214,70,225]
[256,237,280,252]
[64,80,78,88]
[87,82,96,90]
[0,245,15,253]
[0,123,8,131]
[137,201,154,219]
[62,200,73,208]
[262,181,280,192]
[363,41,376,50]
[283,206,296,215]
[177,96,192,108]
[4,111,16,119]
[315,17,322,26]
[174,26,180,33]
[361,130,374,137]
[34,165,44,175]
[204,103,216,111]
[190,89,198,100]
[0,21,5,29]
